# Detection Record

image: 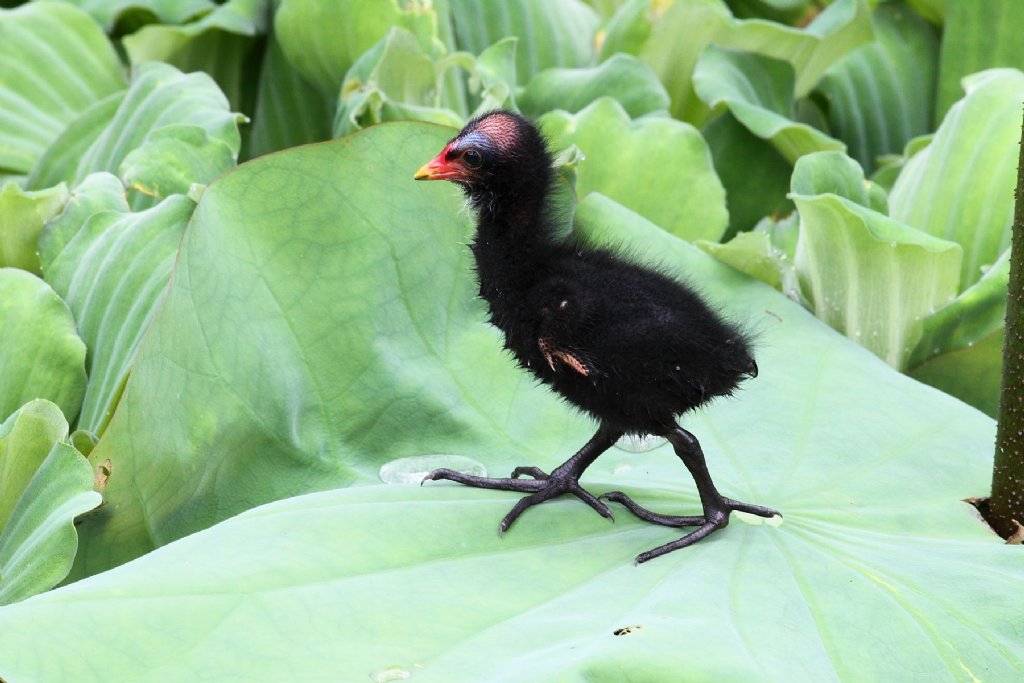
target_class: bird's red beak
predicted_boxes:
[414,144,467,181]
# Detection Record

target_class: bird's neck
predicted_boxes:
[470,189,556,297]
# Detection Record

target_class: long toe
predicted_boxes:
[723,497,781,519]
[601,491,704,528]
[422,467,547,492]
[635,518,727,564]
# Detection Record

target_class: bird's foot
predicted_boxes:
[601,491,780,564]
[423,464,613,533]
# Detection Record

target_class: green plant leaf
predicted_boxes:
[274,0,439,93]
[57,0,214,32]
[814,0,938,173]
[332,28,464,138]
[447,0,599,84]
[540,98,728,242]
[520,53,670,118]
[41,174,195,436]
[694,45,845,164]
[906,248,1009,416]
[0,269,87,424]
[28,61,245,207]
[0,1,125,174]
[0,182,69,273]
[936,0,1024,119]
[0,216,1016,676]
[603,0,872,124]
[888,68,1024,290]
[907,0,944,24]
[696,212,801,298]
[122,0,270,113]
[0,399,101,605]
[791,151,962,369]
[247,31,335,158]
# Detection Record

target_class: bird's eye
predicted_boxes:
[462,148,483,168]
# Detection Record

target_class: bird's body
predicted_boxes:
[416,111,777,563]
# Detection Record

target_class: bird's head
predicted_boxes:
[414,111,553,210]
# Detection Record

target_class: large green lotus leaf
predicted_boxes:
[57,0,213,31]
[602,0,871,124]
[694,45,845,165]
[520,53,669,118]
[122,0,270,113]
[332,28,466,138]
[28,61,245,207]
[0,1,125,174]
[540,98,728,242]
[447,0,599,84]
[814,0,938,173]
[0,269,86,425]
[247,31,335,158]
[0,182,69,273]
[41,175,195,436]
[69,122,593,575]
[906,248,1009,416]
[791,152,961,369]
[274,0,439,94]
[0,399,101,605]
[701,111,794,238]
[1,201,1018,680]
[936,0,1024,119]
[888,68,1024,289]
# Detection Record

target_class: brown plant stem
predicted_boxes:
[990,109,1024,540]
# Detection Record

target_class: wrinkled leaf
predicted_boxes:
[0,269,87,424]
[694,45,845,164]
[791,152,961,369]
[888,68,1024,289]
[520,53,669,118]
[0,182,69,273]
[0,399,101,605]
[42,175,194,435]
[29,62,245,207]
[0,1,125,174]
[541,98,728,242]
[814,0,938,173]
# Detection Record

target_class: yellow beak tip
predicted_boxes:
[413,164,433,181]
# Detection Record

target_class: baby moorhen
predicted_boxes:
[414,111,778,563]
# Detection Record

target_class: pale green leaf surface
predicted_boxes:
[910,330,1004,418]
[605,0,871,123]
[247,31,334,158]
[694,46,845,165]
[447,0,599,84]
[0,1,125,174]
[29,62,245,206]
[274,0,438,93]
[814,0,938,173]
[791,152,961,369]
[42,180,194,435]
[122,0,270,113]
[0,228,1017,677]
[540,98,728,242]
[0,182,69,273]
[0,269,86,425]
[888,68,1024,289]
[0,400,100,605]
[38,173,129,274]
[937,0,1024,119]
[520,53,669,118]
[907,0,944,24]
[57,0,213,31]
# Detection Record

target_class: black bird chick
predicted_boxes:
[414,111,779,563]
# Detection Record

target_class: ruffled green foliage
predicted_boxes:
[0,0,1021,679]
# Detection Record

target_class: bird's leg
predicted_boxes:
[423,424,623,533]
[604,425,780,564]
